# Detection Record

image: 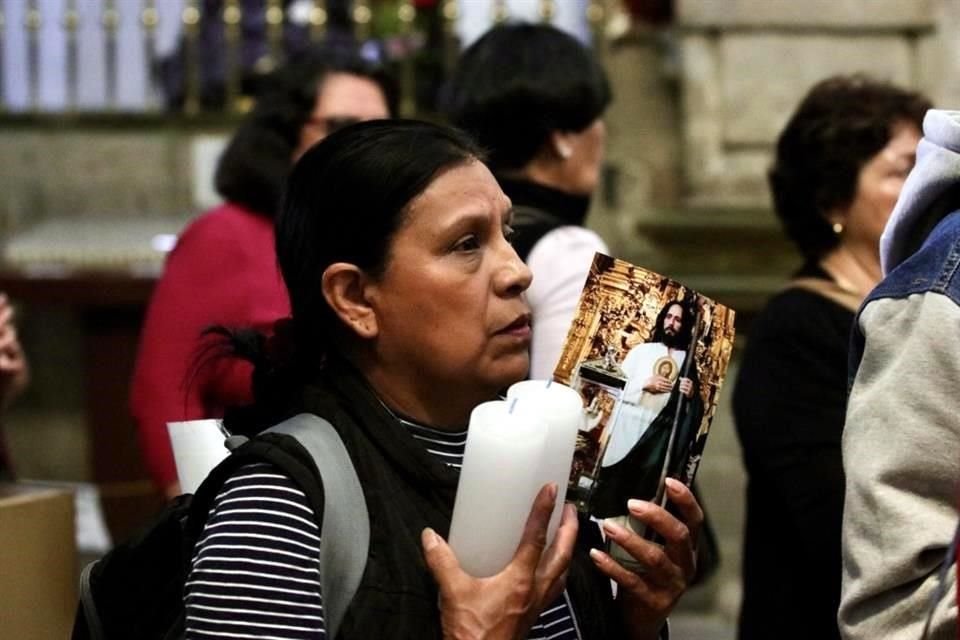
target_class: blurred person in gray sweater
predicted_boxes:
[841,108,960,640]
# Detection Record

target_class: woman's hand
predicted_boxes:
[591,478,703,640]
[0,294,29,411]
[422,484,579,640]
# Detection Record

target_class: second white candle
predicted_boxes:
[448,400,548,577]
[507,379,584,544]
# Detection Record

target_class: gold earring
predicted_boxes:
[832,222,844,235]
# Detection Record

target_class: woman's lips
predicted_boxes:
[497,314,532,338]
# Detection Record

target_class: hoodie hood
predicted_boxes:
[881,109,960,274]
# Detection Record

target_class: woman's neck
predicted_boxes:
[356,362,488,431]
[819,242,883,300]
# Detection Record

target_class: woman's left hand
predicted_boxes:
[589,478,703,640]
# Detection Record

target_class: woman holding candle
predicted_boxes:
[183,120,701,639]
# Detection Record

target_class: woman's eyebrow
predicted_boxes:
[433,209,489,236]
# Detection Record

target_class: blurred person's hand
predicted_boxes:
[0,294,29,411]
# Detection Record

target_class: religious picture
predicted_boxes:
[552,254,736,568]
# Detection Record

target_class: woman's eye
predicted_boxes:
[453,235,481,252]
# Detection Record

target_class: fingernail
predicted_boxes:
[547,482,558,502]
[589,548,605,563]
[422,528,438,551]
[665,478,683,492]
[602,518,627,539]
[627,499,648,514]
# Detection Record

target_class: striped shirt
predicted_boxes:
[185,419,581,640]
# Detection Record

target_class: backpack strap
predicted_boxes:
[187,413,368,640]
[264,413,369,640]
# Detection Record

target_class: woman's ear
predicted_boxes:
[321,263,379,339]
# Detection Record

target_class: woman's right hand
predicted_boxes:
[422,484,579,640]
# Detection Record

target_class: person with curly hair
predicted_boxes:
[733,74,930,640]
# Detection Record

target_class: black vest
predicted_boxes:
[297,364,625,639]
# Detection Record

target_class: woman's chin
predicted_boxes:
[487,357,532,391]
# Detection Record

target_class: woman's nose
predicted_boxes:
[495,243,533,297]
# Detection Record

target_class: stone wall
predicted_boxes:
[677,0,937,209]
[0,126,200,237]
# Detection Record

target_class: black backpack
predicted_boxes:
[72,413,369,640]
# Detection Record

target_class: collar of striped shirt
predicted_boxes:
[370,389,469,470]
[395,414,468,470]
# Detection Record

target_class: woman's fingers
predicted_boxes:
[588,545,678,631]
[664,478,703,540]
[620,480,701,581]
[511,483,557,569]
[535,503,578,601]
[421,527,464,591]
[601,517,684,586]
[589,545,651,594]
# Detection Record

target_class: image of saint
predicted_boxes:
[590,299,705,518]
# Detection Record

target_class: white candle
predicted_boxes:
[167,419,230,494]
[448,400,548,577]
[507,380,584,544]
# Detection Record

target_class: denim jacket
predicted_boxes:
[848,209,960,389]
[840,110,960,640]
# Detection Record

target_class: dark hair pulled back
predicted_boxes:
[215,120,484,430]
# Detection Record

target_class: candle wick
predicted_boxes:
[509,397,518,414]
[545,379,552,389]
